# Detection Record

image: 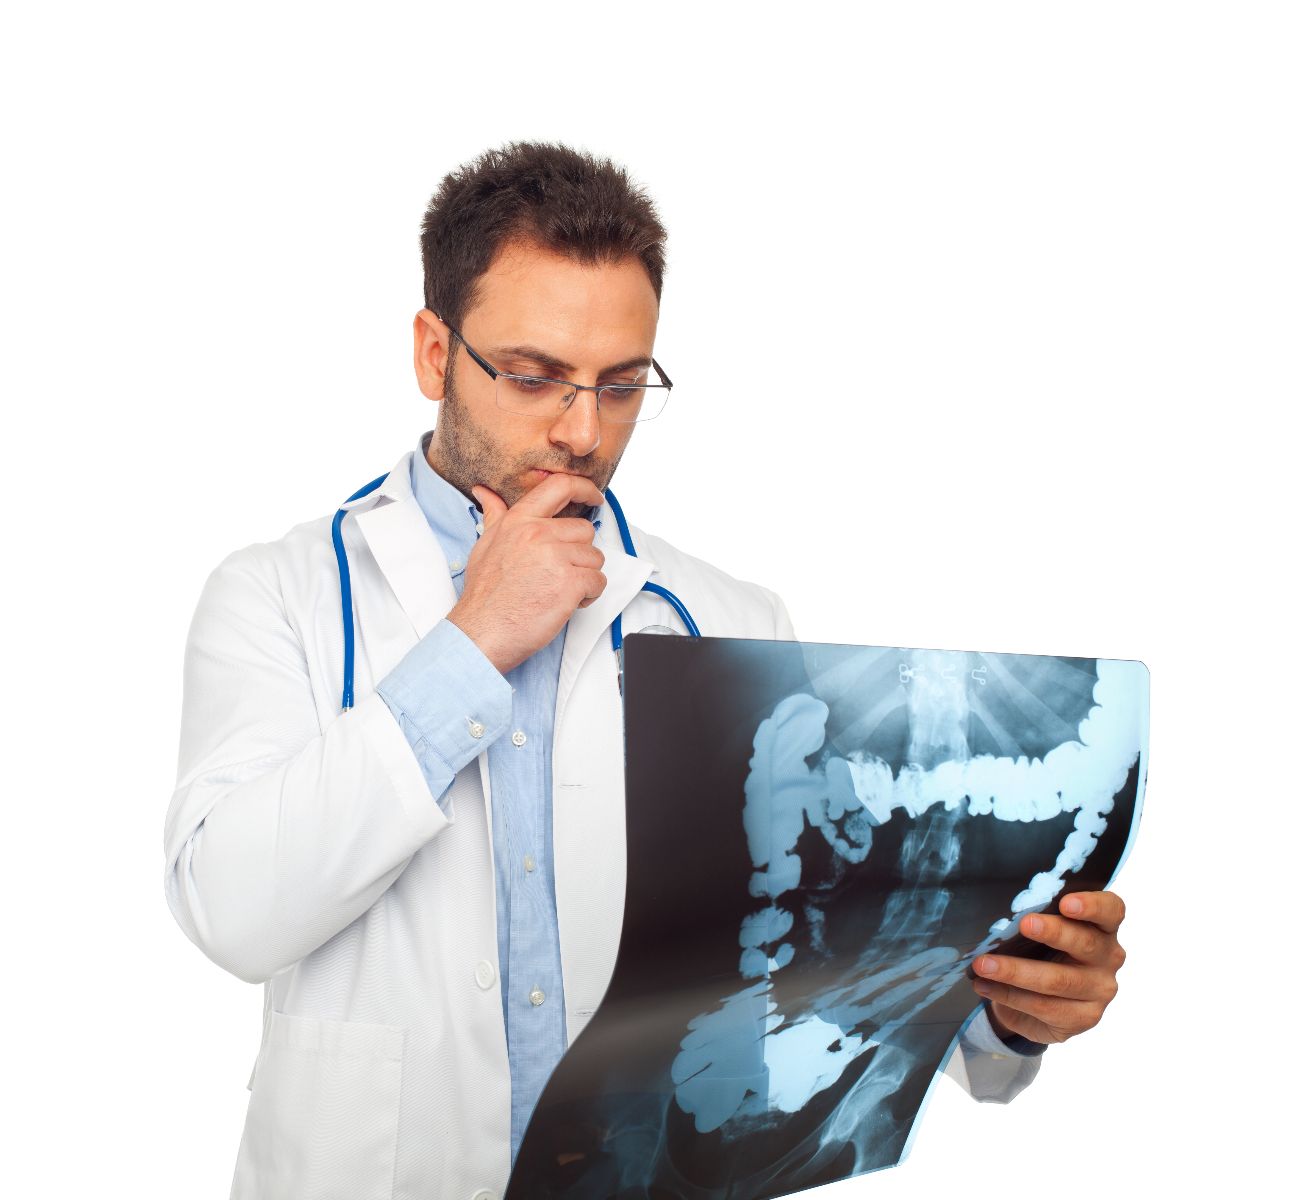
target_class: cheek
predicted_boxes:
[601,425,636,461]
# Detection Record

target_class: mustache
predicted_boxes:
[527,460,606,478]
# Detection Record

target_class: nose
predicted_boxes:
[548,386,602,458]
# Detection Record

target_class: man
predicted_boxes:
[164,142,1128,1200]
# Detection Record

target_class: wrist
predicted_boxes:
[984,999,1016,1041]
[985,1001,1048,1056]
[446,604,513,676]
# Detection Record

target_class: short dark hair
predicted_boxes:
[420,141,667,330]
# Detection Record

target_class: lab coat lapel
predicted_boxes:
[553,502,656,1041]
[556,503,655,719]
[350,451,457,642]
[348,453,500,853]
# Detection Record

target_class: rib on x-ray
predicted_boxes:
[506,636,1148,1200]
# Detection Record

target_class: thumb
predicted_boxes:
[470,484,509,529]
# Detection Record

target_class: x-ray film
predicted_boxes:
[507,636,1149,1199]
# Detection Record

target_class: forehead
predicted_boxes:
[464,238,659,354]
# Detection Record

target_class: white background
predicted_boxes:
[3,2,1302,1196]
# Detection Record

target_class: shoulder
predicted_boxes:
[626,523,796,641]
[194,510,341,625]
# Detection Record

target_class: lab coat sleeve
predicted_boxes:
[376,617,514,812]
[765,587,798,641]
[163,544,505,985]
[942,1005,1045,1103]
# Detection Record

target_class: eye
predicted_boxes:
[509,376,553,394]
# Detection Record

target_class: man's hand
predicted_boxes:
[971,890,1127,1047]
[447,473,608,675]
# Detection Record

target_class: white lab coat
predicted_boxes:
[164,445,1034,1200]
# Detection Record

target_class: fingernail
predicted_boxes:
[974,981,994,996]
[978,957,998,975]
[1064,897,1084,915]
[1028,916,1044,936]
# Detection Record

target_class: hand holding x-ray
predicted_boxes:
[972,888,1127,1044]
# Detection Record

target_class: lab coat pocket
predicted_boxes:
[231,1011,406,1200]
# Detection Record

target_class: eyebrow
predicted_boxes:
[486,343,652,377]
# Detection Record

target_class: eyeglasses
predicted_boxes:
[437,317,673,423]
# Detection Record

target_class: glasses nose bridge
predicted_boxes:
[558,379,607,416]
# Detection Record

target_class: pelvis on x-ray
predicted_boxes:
[507,637,1148,1200]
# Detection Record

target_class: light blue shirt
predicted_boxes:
[376,430,601,1168]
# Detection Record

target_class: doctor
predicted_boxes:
[164,142,1127,1200]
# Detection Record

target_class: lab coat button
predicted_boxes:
[511,730,527,747]
[474,960,496,990]
[467,718,485,739]
[471,1191,497,1200]
[529,987,546,1007]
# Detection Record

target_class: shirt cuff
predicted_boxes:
[375,619,513,808]
[963,1003,1048,1058]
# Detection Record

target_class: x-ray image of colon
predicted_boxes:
[507,637,1148,1200]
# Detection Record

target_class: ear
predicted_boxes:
[413,309,451,402]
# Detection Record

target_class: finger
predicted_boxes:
[973,980,1104,1033]
[470,485,509,529]
[1018,912,1118,966]
[512,471,605,519]
[549,517,602,544]
[1060,890,1126,935]
[567,544,606,570]
[578,568,606,605]
[982,1000,1051,1047]
[972,953,1113,1003]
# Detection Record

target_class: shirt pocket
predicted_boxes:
[231,1011,406,1200]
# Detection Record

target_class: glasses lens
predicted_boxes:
[494,375,576,419]
[602,376,668,423]
[494,373,670,422]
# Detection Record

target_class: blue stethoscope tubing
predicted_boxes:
[332,474,700,711]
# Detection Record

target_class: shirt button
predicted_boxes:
[474,960,496,990]
[523,854,536,873]
[475,521,484,535]
[467,718,485,739]
[449,560,462,572]
[529,988,546,1007]
[511,730,527,747]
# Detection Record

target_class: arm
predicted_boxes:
[944,1002,1045,1103]
[376,617,514,808]
[163,545,510,984]
[946,891,1129,1101]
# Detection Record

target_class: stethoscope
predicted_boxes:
[332,473,700,711]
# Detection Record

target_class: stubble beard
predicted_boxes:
[429,348,621,520]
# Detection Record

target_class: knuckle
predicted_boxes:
[1111,943,1127,971]
[1050,966,1076,996]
